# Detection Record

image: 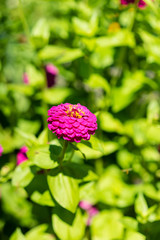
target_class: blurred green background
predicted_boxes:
[0,0,160,239]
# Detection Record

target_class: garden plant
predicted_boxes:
[0,0,160,239]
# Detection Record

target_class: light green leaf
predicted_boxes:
[135,193,148,217]
[31,18,50,48]
[10,228,26,240]
[27,144,59,169]
[112,71,148,112]
[97,165,135,207]
[91,210,123,240]
[47,168,79,213]
[57,48,83,64]
[147,100,160,123]
[139,30,160,64]
[42,88,73,105]
[18,119,41,135]
[38,129,48,145]
[52,208,85,240]
[85,74,110,93]
[125,230,146,240]
[25,224,54,240]
[90,47,114,68]
[95,29,135,48]
[121,217,138,231]
[15,128,37,147]
[72,13,98,37]
[31,190,55,207]
[26,64,44,87]
[12,161,35,187]
[99,112,124,134]
[39,46,83,63]
[1,183,35,227]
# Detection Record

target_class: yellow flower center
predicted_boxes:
[65,104,85,118]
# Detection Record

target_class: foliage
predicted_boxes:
[0,0,160,239]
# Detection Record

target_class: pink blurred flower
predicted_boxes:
[79,201,93,211]
[0,145,3,156]
[45,64,58,88]
[17,146,28,165]
[47,103,97,142]
[79,201,99,226]
[121,0,147,8]
[23,72,29,84]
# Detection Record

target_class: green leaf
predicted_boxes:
[47,168,79,213]
[91,210,124,240]
[27,144,59,169]
[95,29,135,48]
[62,162,98,182]
[26,64,44,87]
[31,18,50,48]
[139,30,160,64]
[147,100,160,123]
[15,128,37,147]
[99,112,124,134]
[25,224,53,240]
[39,46,83,63]
[31,190,55,207]
[111,71,149,112]
[125,230,146,240]
[97,165,135,207]
[85,74,110,93]
[72,12,98,37]
[121,217,138,231]
[38,129,48,145]
[135,193,148,218]
[80,181,97,204]
[1,183,35,227]
[42,88,73,105]
[10,228,26,240]
[12,161,35,187]
[52,208,85,240]
[18,119,41,135]
[90,47,114,68]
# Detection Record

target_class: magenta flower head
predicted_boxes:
[47,103,97,143]
[121,0,146,8]
[23,72,29,84]
[0,145,3,157]
[45,64,59,88]
[17,146,28,165]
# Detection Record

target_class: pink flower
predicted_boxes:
[17,146,28,165]
[121,0,147,8]
[79,201,99,226]
[79,201,93,211]
[23,73,29,84]
[47,103,97,143]
[0,145,3,156]
[45,64,58,88]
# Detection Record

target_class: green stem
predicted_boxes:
[95,158,103,176]
[110,5,137,87]
[18,0,30,41]
[58,141,68,166]
[68,148,74,162]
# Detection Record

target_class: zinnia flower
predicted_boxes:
[45,64,58,88]
[121,0,147,8]
[0,145,3,157]
[17,146,28,165]
[79,201,99,226]
[47,103,97,143]
[23,72,29,84]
